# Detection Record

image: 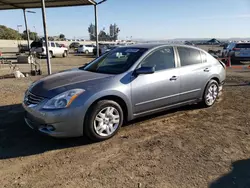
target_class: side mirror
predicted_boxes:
[135,66,155,75]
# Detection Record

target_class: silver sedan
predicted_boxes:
[23,44,226,141]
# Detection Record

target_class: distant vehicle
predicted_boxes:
[77,44,95,54]
[18,44,29,53]
[221,43,229,57]
[184,41,195,46]
[224,42,250,63]
[30,40,68,58]
[93,44,109,56]
[69,42,80,49]
[59,44,66,48]
[23,44,226,141]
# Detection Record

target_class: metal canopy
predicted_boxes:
[0,0,95,10]
[0,0,102,75]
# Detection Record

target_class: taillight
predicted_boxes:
[233,48,240,51]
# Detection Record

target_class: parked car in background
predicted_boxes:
[93,44,108,56]
[69,42,80,50]
[77,44,95,54]
[30,40,68,58]
[18,44,29,53]
[224,42,250,63]
[23,44,226,141]
[184,41,195,46]
[59,44,66,48]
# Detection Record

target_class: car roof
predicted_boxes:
[122,43,204,51]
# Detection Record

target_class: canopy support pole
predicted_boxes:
[94,4,99,57]
[41,0,51,75]
[23,9,30,51]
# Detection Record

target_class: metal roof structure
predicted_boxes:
[0,0,104,75]
[0,0,96,10]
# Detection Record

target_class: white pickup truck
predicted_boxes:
[31,41,68,58]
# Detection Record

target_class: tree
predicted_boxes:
[88,23,121,41]
[48,36,55,41]
[59,34,65,40]
[0,25,21,40]
[99,30,110,41]
[88,23,96,41]
[22,30,38,40]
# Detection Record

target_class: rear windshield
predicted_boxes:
[235,43,250,48]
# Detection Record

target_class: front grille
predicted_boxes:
[25,91,44,105]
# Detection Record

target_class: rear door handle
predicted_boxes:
[170,76,177,81]
[204,68,210,72]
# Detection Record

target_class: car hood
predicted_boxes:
[29,68,113,98]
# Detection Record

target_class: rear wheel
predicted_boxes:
[84,100,123,141]
[201,80,219,107]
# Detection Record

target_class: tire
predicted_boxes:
[30,70,36,76]
[63,50,68,57]
[230,57,240,65]
[85,50,89,55]
[201,79,219,107]
[84,100,124,141]
[38,70,42,75]
[49,51,53,59]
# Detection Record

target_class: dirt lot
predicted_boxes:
[0,55,250,188]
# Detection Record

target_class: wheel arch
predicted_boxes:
[91,95,128,121]
[84,93,132,124]
[202,76,220,97]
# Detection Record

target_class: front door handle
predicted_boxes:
[170,76,177,81]
[204,68,210,72]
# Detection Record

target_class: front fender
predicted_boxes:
[81,90,133,122]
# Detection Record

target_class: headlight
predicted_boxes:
[43,89,85,109]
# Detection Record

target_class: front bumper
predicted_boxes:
[22,102,84,138]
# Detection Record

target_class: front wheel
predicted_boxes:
[84,100,124,141]
[49,51,53,59]
[201,80,219,107]
[62,50,68,57]
[85,50,89,55]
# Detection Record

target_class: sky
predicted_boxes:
[0,0,250,40]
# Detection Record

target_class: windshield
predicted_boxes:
[82,47,148,74]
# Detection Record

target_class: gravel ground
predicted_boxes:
[0,55,250,188]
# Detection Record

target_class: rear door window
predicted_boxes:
[55,43,60,47]
[178,47,202,66]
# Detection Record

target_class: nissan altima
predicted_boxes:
[23,44,226,141]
